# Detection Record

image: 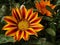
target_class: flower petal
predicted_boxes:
[28,12,38,21]
[26,28,38,36]
[46,0,50,6]
[35,1,41,11]
[29,12,38,23]
[15,8,22,19]
[4,16,17,24]
[30,24,44,32]
[26,8,33,19]
[12,8,21,22]
[46,10,52,17]
[20,5,27,19]
[51,5,56,9]
[30,17,42,25]
[5,28,17,36]
[23,31,29,41]
[16,30,24,41]
[2,24,17,30]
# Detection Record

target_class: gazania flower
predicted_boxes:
[35,0,56,17]
[2,5,44,41]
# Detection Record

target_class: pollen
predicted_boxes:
[18,20,29,30]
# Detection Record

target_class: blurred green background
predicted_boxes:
[0,0,60,45]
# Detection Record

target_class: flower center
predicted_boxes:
[18,20,29,30]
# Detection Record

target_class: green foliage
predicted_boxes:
[0,34,15,44]
[46,28,56,36]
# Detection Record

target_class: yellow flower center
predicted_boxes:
[18,20,29,30]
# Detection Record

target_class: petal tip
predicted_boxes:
[20,5,25,9]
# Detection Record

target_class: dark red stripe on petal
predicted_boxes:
[27,29,35,34]
[12,9,18,20]
[18,30,22,36]
[32,27,40,30]
[15,10,20,21]
[31,18,40,24]
[27,9,33,19]
[4,18,17,24]
[13,9,20,22]
[21,7,26,18]
[5,25,16,28]
[29,12,37,21]
[24,31,26,39]
[17,30,22,40]
[6,28,17,36]
[23,31,29,41]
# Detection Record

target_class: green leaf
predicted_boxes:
[46,6,55,15]
[57,0,60,5]
[36,38,46,45]
[28,38,54,45]
[14,3,20,8]
[37,0,40,2]
[0,34,15,44]
[49,22,56,31]
[43,16,53,21]
[46,28,56,36]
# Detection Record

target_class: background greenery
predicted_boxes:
[0,0,60,45]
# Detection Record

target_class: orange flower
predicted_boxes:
[2,5,44,41]
[35,0,56,17]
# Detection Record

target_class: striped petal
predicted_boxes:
[20,5,27,19]
[16,30,24,41]
[15,8,22,19]
[26,28,38,36]
[12,8,21,22]
[23,31,29,41]
[26,8,33,19]
[29,12,38,23]
[30,17,42,25]
[5,28,17,36]
[28,12,38,21]
[2,24,17,30]
[30,24,44,32]
[4,16,17,24]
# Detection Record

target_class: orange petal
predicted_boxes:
[13,35,17,41]
[46,10,52,17]
[23,31,29,41]
[30,17,42,25]
[26,8,33,19]
[15,8,22,19]
[29,12,38,22]
[40,8,47,15]
[20,5,27,19]
[46,0,50,6]
[5,28,17,36]
[30,24,44,32]
[35,1,41,10]
[16,30,24,41]
[4,16,17,24]
[51,5,56,9]
[2,24,16,30]
[26,28,38,36]
[12,8,21,22]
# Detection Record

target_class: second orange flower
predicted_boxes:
[35,0,56,17]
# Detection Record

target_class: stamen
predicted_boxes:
[18,20,29,30]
